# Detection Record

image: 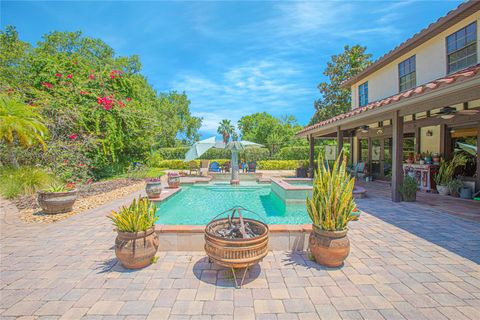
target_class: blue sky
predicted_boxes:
[2,0,463,137]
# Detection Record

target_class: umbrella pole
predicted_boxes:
[231,149,240,185]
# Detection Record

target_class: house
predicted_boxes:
[297,0,480,201]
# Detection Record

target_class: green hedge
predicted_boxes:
[154,147,270,161]
[257,160,300,170]
[155,159,231,170]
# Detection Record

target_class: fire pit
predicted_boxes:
[205,207,269,288]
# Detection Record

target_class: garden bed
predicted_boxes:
[16,179,144,223]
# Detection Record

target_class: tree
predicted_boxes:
[217,119,234,144]
[309,45,372,125]
[0,94,48,167]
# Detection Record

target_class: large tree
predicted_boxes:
[217,119,235,144]
[309,45,372,125]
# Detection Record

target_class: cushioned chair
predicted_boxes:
[222,161,231,173]
[246,161,256,173]
[209,161,221,172]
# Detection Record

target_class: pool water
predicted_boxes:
[156,183,310,225]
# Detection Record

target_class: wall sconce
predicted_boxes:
[426,130,433,136]
[376,128,384,135]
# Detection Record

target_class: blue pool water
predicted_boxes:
[155,183,310,225]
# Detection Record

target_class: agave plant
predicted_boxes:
[109,197,159,232]
[306,155,356,231]
[433,153,467,186]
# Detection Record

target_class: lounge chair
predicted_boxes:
[349,162,367,179]
[222,161,231,173]
[188,161,199,176]
[209,161,221,173]
[246,161,256,173]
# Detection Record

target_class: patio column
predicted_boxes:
[476,123,480,193]
[440,124,452,160]
[309,135,315,177]
[414,126,421,155]
[337,127,343,158]
[392,111,404,202]
[367,137,372,177]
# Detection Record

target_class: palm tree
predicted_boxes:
[217,119,234,144]
[0,95,48,167]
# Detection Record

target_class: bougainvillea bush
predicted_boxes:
[0,27,201,182]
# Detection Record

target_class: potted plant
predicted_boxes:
[145,177,162,199]
[167,172,180,188]
[406,152,414,164]
[306,155,356,267]
[424,151,432,164]
[432,153,441,164]
[447,178,463,197]
[434,154,467,196]
[399,175,417,202]
[108,197,159,269]
[37,183,77,214]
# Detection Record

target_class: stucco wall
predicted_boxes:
[420,125,441,154]
[351,12,480,109]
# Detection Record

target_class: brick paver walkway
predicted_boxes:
[1,189,480,320]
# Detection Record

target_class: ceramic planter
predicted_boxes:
[145,181,162,199]
[437,185,449,196]
[168,174,180,188]
[115,227,159,269]
[309,225,350,267]
[37,189,77,214]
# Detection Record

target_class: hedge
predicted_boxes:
[154,159,303,170]
[257,160,301,170]
[154,147,270,160]
[274,146,322,160]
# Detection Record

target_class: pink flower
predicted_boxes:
[67,74,73,79]
[118,101,125,107]
[68,134,77,140]
[97,96,114,110]
[126,97,132,102]
[42,82,53,89]
[89,74,95,80]
[55,73,62,78]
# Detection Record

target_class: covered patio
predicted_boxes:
[297,64,480,202]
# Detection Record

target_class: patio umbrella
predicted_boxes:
[184,136,216,161]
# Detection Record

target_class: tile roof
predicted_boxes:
[297,64,480,136]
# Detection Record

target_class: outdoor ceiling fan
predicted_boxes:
[432,105,479,120]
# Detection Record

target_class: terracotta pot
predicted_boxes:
[37,189,77,214]
[437,185,449,196]
[309,225,349,267]
[115,227,159,269]
[145,181,162,199]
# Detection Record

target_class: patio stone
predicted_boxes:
[87,301,124,315]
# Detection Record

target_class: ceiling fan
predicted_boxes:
[432,105,479,119]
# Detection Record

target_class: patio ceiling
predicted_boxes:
[297,64,480,138]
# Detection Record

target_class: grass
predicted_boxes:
[0,166,56,199]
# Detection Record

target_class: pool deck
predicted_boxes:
[2,183,480,319]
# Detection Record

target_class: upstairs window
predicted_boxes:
[359,82,368,107]
[447,22,477,73]
[399,55,416,92]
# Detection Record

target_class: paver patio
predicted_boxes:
[1,187,480,320]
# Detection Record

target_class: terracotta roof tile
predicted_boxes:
[297,64,480,136]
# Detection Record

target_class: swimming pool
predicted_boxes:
[155,183,310,225]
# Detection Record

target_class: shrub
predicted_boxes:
[154,147,270,161]
[306,156,356,231]
[257,160,300,170]
[0,166,56,198]
[274,146,321,160]
[434,153,467,186]
[399,175,417,202]
[108,197,158,232]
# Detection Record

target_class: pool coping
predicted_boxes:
[155,223,313,233]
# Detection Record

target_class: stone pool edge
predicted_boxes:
[154,224,312,251]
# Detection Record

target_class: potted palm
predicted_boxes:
[145,177,162,199]
[108,197,159,269]
[37,183,77,214]
[306,155,356,267]
[434,154,467,196]
[399,175,417,202]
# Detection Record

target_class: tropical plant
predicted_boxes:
[399,175,417,202]
[217,119,235,144]
[433,153,468,186]
[108,197,158,232]
[447,178,463,197]
[43,182,75,193]
[0,166,54,198]
[306,155,356,231]
[0,94,48,167]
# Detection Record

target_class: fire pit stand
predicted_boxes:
[204,206,269,288]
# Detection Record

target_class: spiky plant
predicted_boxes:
[108,197,158,232]
[306,155,356,231]
[433,153,467,186]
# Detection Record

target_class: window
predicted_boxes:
[398,55,416,91]
[359,82,368,107]
[447,22,477,73]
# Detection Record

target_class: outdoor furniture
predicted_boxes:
[222,161,231,173]
[246,161,256,173]
[209,161,221,172]
[188,161,199,176]
[350,162,367,179]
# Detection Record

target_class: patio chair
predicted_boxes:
[246,161,256,173]
[351,162,367,179]
[222,161,231,173]
[188,161,199,176]
[209,161,221,173]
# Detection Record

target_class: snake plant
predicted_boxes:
[433,153,467,186]
[109,197,158,232]
[306,155,356,231]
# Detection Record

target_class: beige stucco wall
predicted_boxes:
[420,125,441,154]
[351,11,480,109]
